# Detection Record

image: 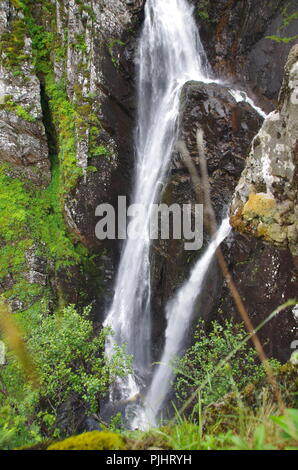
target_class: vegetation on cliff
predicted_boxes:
[0,0,297,453]
[0,301,132,449]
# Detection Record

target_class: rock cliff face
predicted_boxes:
[151,80,263,358]
[151,68,297,361]
[0,0,143,314]
[230,45,298,257]
[0,0,297,360]
[193,0,298,109]
[225,44,298,360]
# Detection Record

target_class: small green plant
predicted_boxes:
[73,33,87,53]
[107,39,126,67]
[174,319,272,410]
[230,425,276,450]
[271,409,298,444]
[266,7,298,43]
[108,412,124,433]
[266,35,298,44]
[0,305,132,449]
[196,0,210,22]
[90,145,110,157]
[197,10,209,21]
[0,99,36,122]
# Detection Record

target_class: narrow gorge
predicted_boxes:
[0,0,297,451]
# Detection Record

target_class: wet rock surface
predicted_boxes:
[193,0,298,110]
[230,45,298,257]
[151,71,297,362]
[219,232,298,362]
[225,44,298,360]
[0,0,297,369]
[151,79,263,359]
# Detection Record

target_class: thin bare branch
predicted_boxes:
[177,129,286,414]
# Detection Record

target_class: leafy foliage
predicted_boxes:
[153,404,298,450]
[174,319,276,409]
[266,35,298,44]
[0,305,132,449]
[266,7,298,43]
[271,409,298,443]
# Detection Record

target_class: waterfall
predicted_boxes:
[143,218,231,427]
[104,0,210,422]
[228,89,267,119]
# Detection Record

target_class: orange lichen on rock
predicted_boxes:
[242,193,277,220]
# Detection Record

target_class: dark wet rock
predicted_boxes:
[224,45,298,360]
[219,232,298,362]
[230,45,298,256]
[151,74,297,362]
[193,0,298,110]
[151,79,263,360]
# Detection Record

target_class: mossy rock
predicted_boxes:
[203,392,240,433]
[47,431,125,451]
[125,430,172,450]
[242,193,277,221]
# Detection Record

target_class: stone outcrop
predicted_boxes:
[151,50,298,361]
[193,0,298,110]
[230,44,298,257]
[151,80,263,359]
[219,233,298,361]
[0,0,144,313]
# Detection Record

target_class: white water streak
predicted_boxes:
[229,88,267,119]
[139,218,231,428]
[104,0,210,412]
[104,0,265,429]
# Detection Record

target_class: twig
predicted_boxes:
[177,300,295,419]
[177,129,286,414]
[0,369,8,398]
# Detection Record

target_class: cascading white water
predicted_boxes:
[103,0,267,430]
[229,89,267,119]
[142,218,231,427]
[104,0,211,419]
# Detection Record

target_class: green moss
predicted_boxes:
[90,145,110,157]
[47,431,125,450]
[0,99,36,122]
[0,160,89,311]
[196,0,211,22]
[43,76,83,194]
[73,33,87,53]
[0,163,83,268]
[0,0,105,311]
[107,38,126,67]
[0,19,27,71]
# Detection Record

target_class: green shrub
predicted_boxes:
[27,305,132,413]
[174,319,277,411]
[0,305,132,449]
